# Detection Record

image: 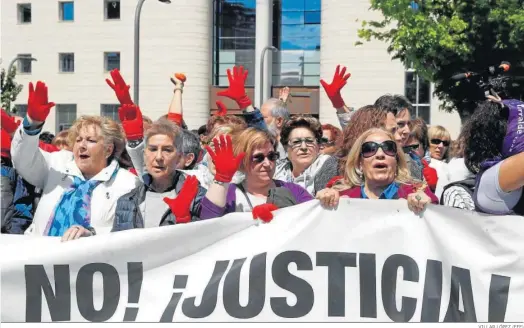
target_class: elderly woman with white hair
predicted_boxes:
[11,81,138,240]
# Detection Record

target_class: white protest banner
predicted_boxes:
[1,199,524,323]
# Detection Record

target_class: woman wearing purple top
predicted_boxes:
[463,99,524,215]
[200,128,316,220]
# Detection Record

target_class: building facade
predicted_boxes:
[1,0,461,137]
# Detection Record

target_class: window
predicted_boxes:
[59,53,75,72]
[17,4,31,23]
[17,54,33,74]
[59,1,74,21]
[101,104,120,122]
[405,70,431,124]
[105,0,121,19]
[104,52,120,71]
[14,105,28,117]
[272,0,321,86]
[212,0,257,86]
[55,105,77,132]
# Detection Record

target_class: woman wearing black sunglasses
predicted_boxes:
[201,128,319,220]
[427,125,452,200]
[322,128,437,214]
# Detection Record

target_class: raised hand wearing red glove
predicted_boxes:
[421,159,438,191]
[118,104,144,141]
[204,134,245,183]
[106,69,133,105]
[252,203,279,224]
[320,65,351,109]
[27,81,55,122]
[216,66,252,109]
[163,175,200,224]
[1,109,21,134]
[216,101,228,116]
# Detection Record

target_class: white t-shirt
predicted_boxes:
[142,189,177,228]
[430,159,450,200]
[234,188,267,212]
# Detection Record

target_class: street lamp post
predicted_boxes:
[259,46,278,107]
[134,0,171,105]
[7,55,37,75]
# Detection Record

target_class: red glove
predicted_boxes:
[106,69,133,105]
[326,176,343,188]
[320,65,351,109]
[119,104,144,141]
[1,109,21,134]
[204,134,245,183]
[27,81,55,122]
[252,203,279,223]
[422,159,438,191]
[216,66,252,109]
[1,129,12,159]
[167,113,183,126]
[163,175,200,224]
[216,101,227,116]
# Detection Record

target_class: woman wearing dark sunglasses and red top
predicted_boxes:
[200,128,317,219]
[318,128,437,214]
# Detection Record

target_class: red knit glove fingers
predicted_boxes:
[320,65,350,109]
[1,109,20,134]
[119,104,144,141]
[27,81,55,122]
[163,175,199,224]
[216,101,228,116]
[204,134,245,183]
[216,66,252,109]
[106,69,133,105]
[252,203,279,223]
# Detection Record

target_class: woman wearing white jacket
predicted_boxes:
[11,81,138,241]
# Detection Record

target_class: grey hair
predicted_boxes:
[263,98,290,121]
[181,129,202,169]
[144,118,183,152]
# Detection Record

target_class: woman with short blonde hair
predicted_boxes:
[52,130,71,150]
[12,86,138,241]
[427,125,452,200]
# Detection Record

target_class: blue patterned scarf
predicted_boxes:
[44,165,119,236]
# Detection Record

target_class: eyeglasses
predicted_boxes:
[252,151,280,163]
[403,144,419,153]
[288,138,317,149]
[430,138,450,147]
[361,140,397,158]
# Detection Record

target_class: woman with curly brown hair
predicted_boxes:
[273,115,338,196]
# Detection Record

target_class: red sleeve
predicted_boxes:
[39,141,60,153]
[167,113,183,127]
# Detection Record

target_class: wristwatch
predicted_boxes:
[213,179,226,186]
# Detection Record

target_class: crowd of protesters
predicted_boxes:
[1,63,523,241]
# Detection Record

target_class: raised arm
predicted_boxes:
[120,104,146,180]
[320,65,355,128]
[10,81,56,189]
[166,73,186,127]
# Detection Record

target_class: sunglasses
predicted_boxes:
[252,151,280,163]
[320,137,335,146]
[403,144,419,153]
[361,140,397,158]
[430,139,450,147]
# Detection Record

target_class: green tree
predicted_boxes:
[1,66,23,113]
[357,0,524,122]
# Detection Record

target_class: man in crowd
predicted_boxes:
[374,94,423,181]
[260,98,290,158]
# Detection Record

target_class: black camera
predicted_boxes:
[451,62,522,99]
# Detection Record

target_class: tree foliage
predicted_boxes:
[357,0,524,121]
[1,66,23,113]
